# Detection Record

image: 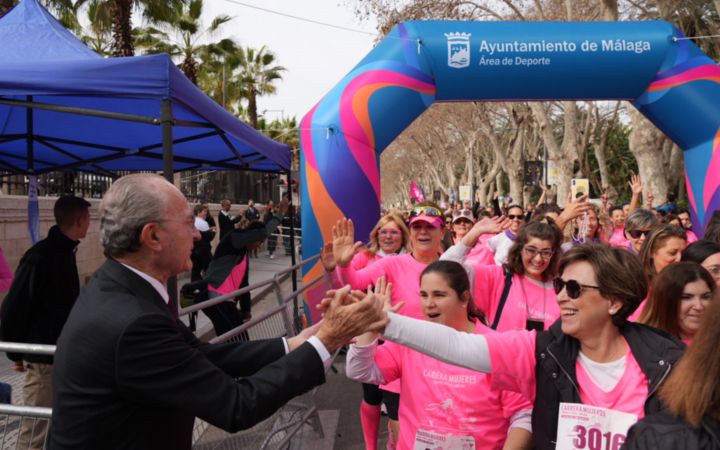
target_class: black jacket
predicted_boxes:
[624,411,720,449]
[532,320,686,450]
[0,225,80,363]
[48,259,325,450]
[218,210,241,240]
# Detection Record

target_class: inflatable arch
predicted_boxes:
[299,21,720,321]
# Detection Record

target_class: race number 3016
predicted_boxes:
[572,425,625,450]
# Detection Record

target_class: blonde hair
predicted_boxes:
[366,213,410,255]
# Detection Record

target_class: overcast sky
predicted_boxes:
[204,0,379,121]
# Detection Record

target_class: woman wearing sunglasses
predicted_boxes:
[681,240,720,287]
[624,209,660,255]
[377,244,685,450]
[347,264,533,450]
[639,262,715,345]
[443,219,563,332]
[321,212,409,450]
[487,204,526,265]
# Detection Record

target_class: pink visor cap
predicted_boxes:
[409,214,445,228]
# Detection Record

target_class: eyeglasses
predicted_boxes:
[553,278,600,299]
[379,229,401,237]
[627,229,650,239]
[507,214,525,221]
[523,246,554,260]
[410,205,442,218]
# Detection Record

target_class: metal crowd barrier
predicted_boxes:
[0,342,54,450]
[0,252,336,450]
[179,252,336,450]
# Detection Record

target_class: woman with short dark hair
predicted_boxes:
[682,239,720,286]
[378,244,685,450]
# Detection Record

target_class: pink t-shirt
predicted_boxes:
[575,345,648,419]
[350,251,381,270]
[0,247,13,293]
[466,234,496,267]
[473,265,559,331]
[486,331,649,419]
[608,227,628,247]
[686,230,698,244]
[375,321,532,450]
[338,253,430,321]
[208,255,248,296]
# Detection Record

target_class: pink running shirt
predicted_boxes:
[575,343,648,419]
[473,265,560,331]
[608,227,628,247]
[375,321,532,450]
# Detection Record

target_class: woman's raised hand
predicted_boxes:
[374,276,403,314]
[332,218,364,268]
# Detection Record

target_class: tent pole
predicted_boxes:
[161,98,179,318]
[287,169,299,329]
[26,96,33,173]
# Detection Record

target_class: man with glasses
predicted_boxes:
[48,174,386,450]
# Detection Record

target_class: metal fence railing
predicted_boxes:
[0,253,334,450]
[0,342,55,450]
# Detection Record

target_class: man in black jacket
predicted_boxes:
[217,199,241,240]
[0,195,90,449]
[48,173,386,450]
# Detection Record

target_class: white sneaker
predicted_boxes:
[269,254,275,259]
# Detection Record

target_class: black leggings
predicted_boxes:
[360,384,399,420]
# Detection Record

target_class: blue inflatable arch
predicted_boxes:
[299,21,720,320]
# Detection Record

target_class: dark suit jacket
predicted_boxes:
[48,259,325,450]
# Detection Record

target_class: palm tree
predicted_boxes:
[79,0,114,55]
[231,45,286,129]
[135,0,231,84]
[100,0,182,57]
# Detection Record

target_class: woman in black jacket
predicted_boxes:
[624,291,720,449]
[376,243,685,450]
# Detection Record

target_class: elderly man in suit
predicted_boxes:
[48,173,386,450]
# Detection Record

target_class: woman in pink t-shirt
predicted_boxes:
[333,203,503,447]
[321,212,409,450]
[379,244,686,450]
[347,261,533,450]
[639,262,715,345]
[444,219,563,332]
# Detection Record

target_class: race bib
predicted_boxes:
[413,429,475,450]
[556,403,638,450]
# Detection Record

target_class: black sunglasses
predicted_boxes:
[626,229,650,239]
[507,214,525,221]
[553,278,600,299]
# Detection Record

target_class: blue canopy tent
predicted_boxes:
[0,0,299,313]
[0,0,291,176]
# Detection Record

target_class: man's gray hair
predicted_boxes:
[100,174,171,258]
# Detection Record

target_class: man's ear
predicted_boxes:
[140,222,162,251]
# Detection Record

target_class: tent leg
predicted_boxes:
[161,98,179,318]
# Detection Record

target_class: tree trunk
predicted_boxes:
[112,0,134,57]
[628,108,668,205]
[181,55,198,85]
[530,102,576,205]
[248,85,258,129]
